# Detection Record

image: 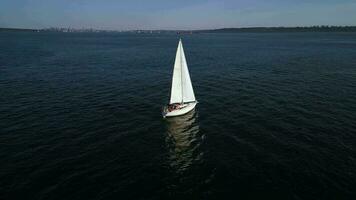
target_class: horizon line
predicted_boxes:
[1,25,356,32]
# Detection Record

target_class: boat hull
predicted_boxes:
[163,102,197,118]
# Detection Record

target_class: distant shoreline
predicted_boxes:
[196,26,356,33]
[1,26,356,33]
[0,28,39,32]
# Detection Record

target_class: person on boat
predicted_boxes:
[167,104,174,112]
[167,103,180,112]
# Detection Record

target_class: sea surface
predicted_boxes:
[1,31,356,200]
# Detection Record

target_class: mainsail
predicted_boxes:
[169,40,196,104]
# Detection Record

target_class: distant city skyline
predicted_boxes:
[1,0,356,30]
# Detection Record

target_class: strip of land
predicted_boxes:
[1,26,356,33]
[195,26,356,33]
[0,28,38,32]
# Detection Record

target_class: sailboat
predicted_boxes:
[163,39,197,118]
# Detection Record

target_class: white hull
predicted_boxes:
[163,102,197,118]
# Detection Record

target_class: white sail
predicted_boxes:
[180,41,196,102]
[169,40,196,104]
[170,40,183,104]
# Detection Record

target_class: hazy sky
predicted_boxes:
[1,0,356,30]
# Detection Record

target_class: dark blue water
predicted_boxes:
[1,32,356,200]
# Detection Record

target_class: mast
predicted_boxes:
[180,39,183,104]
